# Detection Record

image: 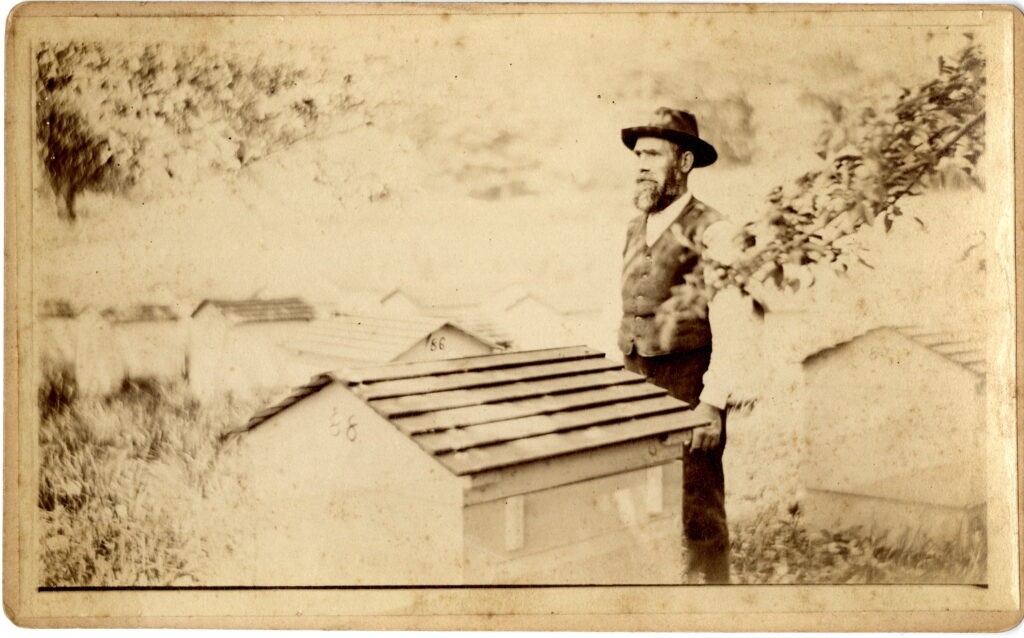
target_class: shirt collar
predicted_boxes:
[647,190,692,220]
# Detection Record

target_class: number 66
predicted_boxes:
[329,415,358,442]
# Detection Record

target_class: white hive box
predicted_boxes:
[229,346,707,585]
[188,297,316,398]
[798,325,986,541]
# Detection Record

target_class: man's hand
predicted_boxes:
[687,401,723,452]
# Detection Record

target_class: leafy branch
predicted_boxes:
[696,39,986,308]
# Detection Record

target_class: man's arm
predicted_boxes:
[698,284,751,410]
[685,286,753,450]
[687,220,762,451]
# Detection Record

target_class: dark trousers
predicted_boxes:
[623,348,730,584]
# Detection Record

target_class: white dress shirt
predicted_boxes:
[645,192,693,247]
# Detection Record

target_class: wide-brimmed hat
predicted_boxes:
[621,107,718,168]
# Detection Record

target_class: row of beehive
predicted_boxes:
[37,285,599,397]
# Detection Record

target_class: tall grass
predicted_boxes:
[38,361,264,587]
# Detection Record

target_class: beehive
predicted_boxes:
[280,313,502,385]
[797,325,986,542]
[229,346,707,585]
[189,297,316,398]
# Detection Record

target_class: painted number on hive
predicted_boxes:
[427,334,446,351]
[328,412,358,442]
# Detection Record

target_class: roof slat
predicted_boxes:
[368,369,642,418]
[284,314,496,364]
[327,314,446,326]
[289,345,395,363]
[301,326,428,342]
[392,383,666,434]
[291,337,412,355]
[308,325,445,339]
[354,358,622,401]
[414,395,689,453]
[297,334,429,349]
[435,410,709,475]
[929,343,983,357]
[900,328,981,340]
[340,345,600,384]
[893,326,985,377]
[198,297,315,322]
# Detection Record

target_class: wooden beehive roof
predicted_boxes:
[424,310,515,348]
[286,313,500,364]
[802,324,986,378]
[38,298,80,319]
[381,286,516,347]
[241,346,706,476]
[101,304,179,323]
[191,297,315,323]
[895,325,985,377]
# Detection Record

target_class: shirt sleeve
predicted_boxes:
[698,286,749,409]
[698,220,763,410]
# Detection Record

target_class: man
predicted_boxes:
[618,107,733,584]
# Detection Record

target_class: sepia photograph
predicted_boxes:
[4,1,1021,630]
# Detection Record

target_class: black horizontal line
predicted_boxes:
[39,583,988,592]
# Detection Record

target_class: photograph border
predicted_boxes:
[4,2,1022,630]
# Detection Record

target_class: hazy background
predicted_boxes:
[32,15,989,344]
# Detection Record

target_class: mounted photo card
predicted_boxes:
[4,2,1021,631]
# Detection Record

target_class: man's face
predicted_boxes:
[632,137,693,213]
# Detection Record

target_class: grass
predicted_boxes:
[37,360,264,587]
[38,361,987,586]
[729,503,987,584]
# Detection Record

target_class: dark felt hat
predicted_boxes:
[621,107,718,167]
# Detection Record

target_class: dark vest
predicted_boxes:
[618,196,721,358]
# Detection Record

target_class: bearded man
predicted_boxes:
[619,107,737,584]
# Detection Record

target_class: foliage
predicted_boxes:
[38,377,261,586]
[730,505,986,584]
[36,42,359,219]
[38,358,77,423]
[696,39,986,309]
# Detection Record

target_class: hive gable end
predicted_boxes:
[235,381,465,585]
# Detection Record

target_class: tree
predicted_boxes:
[676,39,986,316]
[35,42,359,220]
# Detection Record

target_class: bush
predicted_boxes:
[38,358,77,422]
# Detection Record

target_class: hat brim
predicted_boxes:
[621,126,718,167]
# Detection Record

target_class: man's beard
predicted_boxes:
[633,177,682,214]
